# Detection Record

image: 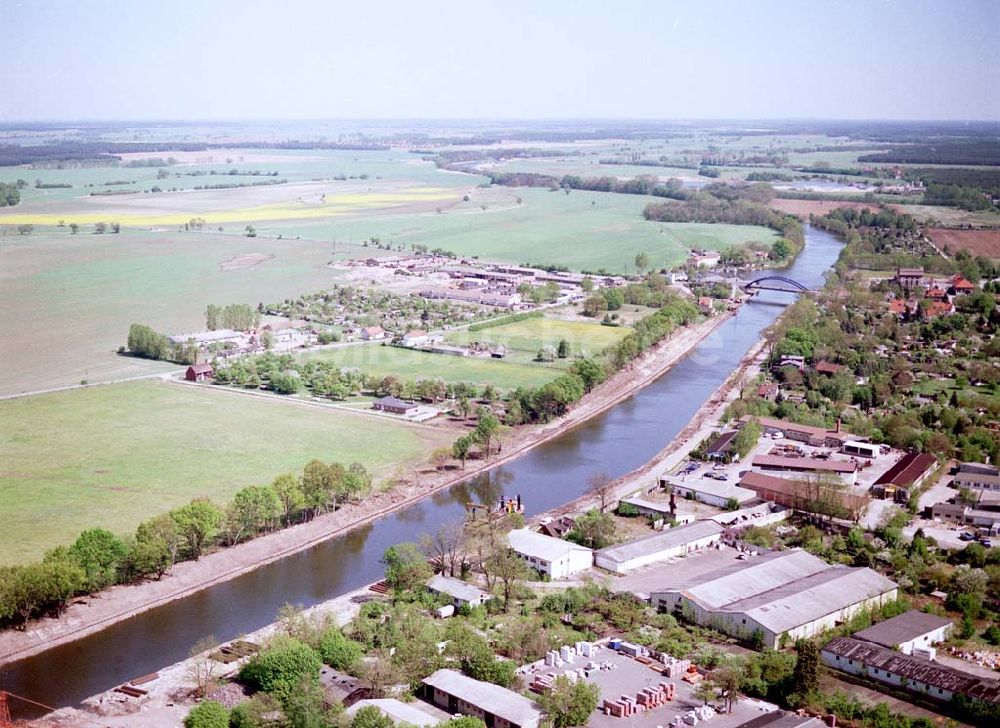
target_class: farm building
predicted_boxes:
[752,454,858,485]
[185,363,214,382]
[651,549,898,649]
[507,528,593,580]
[372,396,419,415]
[894,267,925,289]
[360,326,386,341]
[401,329,432,347]
[738,471,869,517]
[426,574,492,608]
[661,477,757,509]
[345,699,441,727]
[739,415,851,448]
[821,637,1000,707]
[594,520,724,574]
[422,669,541,728]
[842,441,881,459]
[953,462,1000,491]
[852,609,953,655]
[170,329,241,345]
[872,452,937,502]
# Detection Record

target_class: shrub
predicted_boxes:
[238,637,323,701]
[317,626,364,671]
[184,700,229,728]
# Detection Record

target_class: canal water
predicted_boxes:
[0,226,843,717]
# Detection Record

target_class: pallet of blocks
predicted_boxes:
[530,674,555,693]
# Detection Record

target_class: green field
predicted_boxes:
[0,380,449,564]
[301,342,562,389]
[446,317,629,363]
[0,227,349,395]
[263,186,778,273]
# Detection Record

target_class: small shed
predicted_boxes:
[185,363,214,382]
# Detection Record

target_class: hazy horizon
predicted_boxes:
[3,0,999,122]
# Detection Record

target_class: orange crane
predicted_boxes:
[0,689,59,727]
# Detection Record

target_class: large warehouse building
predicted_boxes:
[651,549,897,649]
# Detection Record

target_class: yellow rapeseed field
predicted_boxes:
[0,187,456,227]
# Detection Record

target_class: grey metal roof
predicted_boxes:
[654,550,898,635]
[346,699,441,727]
[508,528,591,562]
[853,610,953,648]
[426,574,490,603]
[595,520,723,566]
[423,669,541,726]
[823,637,1000,704]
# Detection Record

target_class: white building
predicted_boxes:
[852,610,953,655]
[422,669,542,728]
[651,549,898,649]
[426,574,492,608]
[507,528,593,580]
[953,462,1000,491]
[661,476,757,509]
[594,520,724,574]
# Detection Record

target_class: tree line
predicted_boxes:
[0,459,373,631]
[125,323,198,364]
[206,303,261,331]
[0,181,20,206]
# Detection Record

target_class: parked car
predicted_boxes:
[959,532,975,541]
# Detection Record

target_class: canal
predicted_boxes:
[0,226,843,717]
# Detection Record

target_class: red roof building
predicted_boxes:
[815,361,846,376]
[185,363,214,382]
[873,452,938,502]
[925,301,955,318]
[951,275,975,294]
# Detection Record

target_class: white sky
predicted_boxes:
[2,0,998,121]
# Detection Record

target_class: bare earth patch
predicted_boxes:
[219,252,274,271]
[769,199,888,218]
[927,227,1000,259]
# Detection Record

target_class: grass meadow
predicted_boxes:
[0,380,449,564]
[445,316,630,363]
[300,342,562,389]
[262,186,778,273]
[0,228,350,395]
